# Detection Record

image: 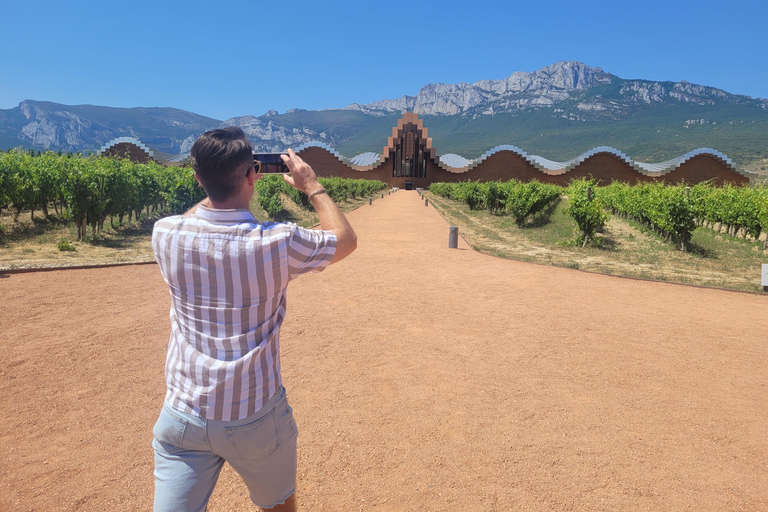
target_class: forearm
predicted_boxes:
[308,187,356,263]
[280,149,357,263]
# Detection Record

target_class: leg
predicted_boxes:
[152,404,225,512]
[207,388,298,511]
[153,442,225,512]
[262,493,296,512]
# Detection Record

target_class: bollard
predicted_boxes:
[368,197,372,205]
[425,198,428,207]
[381,193,384,199]
[449,226,458,249]
[762,264,768,292]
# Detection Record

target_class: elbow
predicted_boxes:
[338,232,357,260]
[331,231,357,264]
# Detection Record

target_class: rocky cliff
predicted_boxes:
[346,61,761,120]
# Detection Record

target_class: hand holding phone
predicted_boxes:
[254,153,290,173]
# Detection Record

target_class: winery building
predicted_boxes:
[99,112,752,187]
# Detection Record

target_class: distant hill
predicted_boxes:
[0,101,220,155]
[2,61,767,165]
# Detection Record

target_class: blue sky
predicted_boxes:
[1,0,766,121]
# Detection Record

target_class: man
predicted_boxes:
[151,127,356,512]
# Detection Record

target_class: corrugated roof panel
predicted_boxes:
[349,152,381,166]
[439,154,472,168]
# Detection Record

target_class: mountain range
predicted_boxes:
[2,61,767,165]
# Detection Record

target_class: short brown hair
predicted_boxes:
[191,127,253,202]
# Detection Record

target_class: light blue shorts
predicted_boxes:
[152,387,298,512]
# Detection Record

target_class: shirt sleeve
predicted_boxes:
[285,224,337,280]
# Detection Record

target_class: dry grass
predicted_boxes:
[0,209,156,270]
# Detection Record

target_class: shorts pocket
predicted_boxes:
[225,409,279,462]
[152,406,188,455]
[278,402,298,441]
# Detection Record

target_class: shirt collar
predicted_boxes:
[195,204,256,223]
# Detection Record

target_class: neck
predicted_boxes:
[202,196,250,210]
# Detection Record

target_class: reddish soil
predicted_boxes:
[1,190,766,511]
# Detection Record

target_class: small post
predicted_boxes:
[685,186,691,200]
[425,198,428,207]
[762,264,768,292]
[368,197,372,205]
[587,186,593,201]
[449,226,458,249]
[381,193,384,199]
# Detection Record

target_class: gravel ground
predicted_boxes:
[1,190,766,511]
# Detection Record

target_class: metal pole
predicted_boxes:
[368,197,372,205]
[449,226,458,249]
[425,198,428,207]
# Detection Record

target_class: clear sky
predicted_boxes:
[1,0,766,121]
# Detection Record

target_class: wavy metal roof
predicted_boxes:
[434,144,752,179]
[97,137,191,166]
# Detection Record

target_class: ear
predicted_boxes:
[194,172,203,187]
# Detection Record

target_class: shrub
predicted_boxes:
[254,175,285,218]
[57,240,76,252]
[505,180,561,226]
[565,179,609,247]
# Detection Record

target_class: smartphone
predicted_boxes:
[254,152,290,173]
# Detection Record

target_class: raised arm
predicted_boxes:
[281,149,357,264]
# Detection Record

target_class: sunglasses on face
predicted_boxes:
[247,161,261,176]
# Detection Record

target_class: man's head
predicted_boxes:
[191,127,254,202]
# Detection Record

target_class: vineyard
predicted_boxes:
[0,149,204,240]
[430,179,768,251]
[0,150,388,270]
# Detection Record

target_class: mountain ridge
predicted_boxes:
[2,61,767,165]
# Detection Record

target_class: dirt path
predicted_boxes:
[1,190,766,511]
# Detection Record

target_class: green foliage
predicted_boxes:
[564,179,610,247]
[430,179,562,225]
[689,182,768,240]
[57,239,76,251]
[462,181,487,211]
[505,180,561,226]
[602,182,697,251]
[255,175,286,218]
[485,181,506,214]
[158,164,206,215]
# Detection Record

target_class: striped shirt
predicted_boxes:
[152,205,336,421]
